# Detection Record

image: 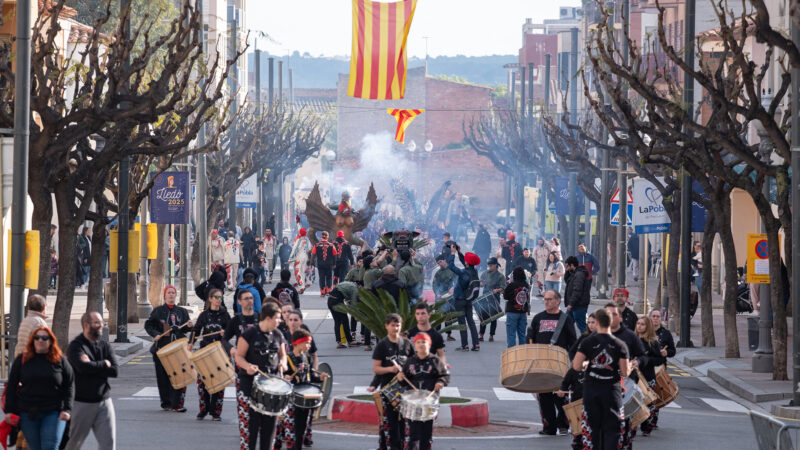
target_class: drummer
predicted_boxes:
[478,257,507,342]
[526,290,576,435]
[572,308,630,450]
[144,285,192,412]
[397,332,450,450]
[192,287,231,421]
[406,303,446,365]
[282,309,319,448]
[633,316,664,436]
[648,308,675,428]
[366,313,414,450]
[274,328,328,450]
[223,289,259,449]
[235,303,288,450]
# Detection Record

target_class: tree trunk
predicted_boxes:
[765,221,787,380]
[666,216,681,334]
[700,213,715,347]
[30,191,53,297]
[52,218,79,345]
[87,222,107,314]
[147,224,169,308]
[715,194,740,358]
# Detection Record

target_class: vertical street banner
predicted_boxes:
[348,0,418,100]
[5,230,39,289]
[691,180,709,232]
[236,174,259,208]
[632,177,671,234]
[150,171,190,224]
[554,177,584,216]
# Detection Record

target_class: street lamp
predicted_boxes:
[407,140,417,153]
[424,140,433,152]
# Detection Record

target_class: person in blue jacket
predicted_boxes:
[447,244,482,352]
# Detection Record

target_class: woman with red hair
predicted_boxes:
[5,326,74,450]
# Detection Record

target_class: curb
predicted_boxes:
[110,335,145,357]
[329,395,489,427]
[771,405,800,421]
[707,368,793,403]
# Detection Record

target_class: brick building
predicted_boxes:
[335,66,505,222]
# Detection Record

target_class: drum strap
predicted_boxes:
[550,312,568,346]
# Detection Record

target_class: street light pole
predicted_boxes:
[791,16,800,405]
[116,0,132,343]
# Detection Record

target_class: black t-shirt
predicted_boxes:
[578,333,629,385]
[371,336,414,388]
[406,326,445,354]
[239,327,285,396]
[526,310,577,350]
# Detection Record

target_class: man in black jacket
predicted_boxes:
[564,256,590,333]
[333,230,354,286]
[372,265,406,304]
[64,312,118,450]
[613,287,638,330]
[501,233,523,276]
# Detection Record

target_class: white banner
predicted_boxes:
[235,174,258,208]
[632,177,671,234]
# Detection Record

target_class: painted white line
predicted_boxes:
[701,398,748,413]
[663,402,681,408]
[440,387,460,397]
[493,387,536,401]
[325,312,333,320]
[314,430,547,440]
[353,386,372,395]
[132,387,160,397]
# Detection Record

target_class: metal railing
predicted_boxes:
[749,410,800,450]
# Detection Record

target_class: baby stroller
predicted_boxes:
[736,267,753,314]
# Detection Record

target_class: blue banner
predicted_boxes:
[691,180,709,232]
[555,177,584,216]
[150,171,190,224]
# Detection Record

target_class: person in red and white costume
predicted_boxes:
[262,228,278,283]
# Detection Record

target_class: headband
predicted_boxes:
[292,336,312,346]
[413,333,431,343]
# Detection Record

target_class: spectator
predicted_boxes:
[372,265,406,305]
[49,250,59,289]
[550,237,562,260]
[194,268,228,310]
[271,269,301,310]
[544,251,565,294]
[6,326,73,450]
[278,237,292,272]
[472,224,492,272]
[240,227,257,269]
[691,240,703,293]
[501,233,523,276]
[251,241,267,285]
[77,226,92,286]
[564,256,591,334]
[15,294,48,357]
[576,243,600,289]
[64,312,118,450]
[479,257,507,342]
[628,233,640,281]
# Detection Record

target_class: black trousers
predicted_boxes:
[479,318,498,336]
[318,266,333,290]
[405,419,433,450]
[583,383,622,450]
[455,298,478,348]
[290,407,310,450]
[328,298,352,343]
[334,264,348,284]
[153,353,185,409]
[249,410,277,450]
[379,397,404,450]
[538,392,567,433]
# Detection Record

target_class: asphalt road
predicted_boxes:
[76,288,759,450]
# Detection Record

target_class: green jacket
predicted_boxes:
[345,266,364,284]
[334,281,359,303]
[480,269,507,294]
[363,267,382,290]
[432,267,456,297]
[398,261,424,288]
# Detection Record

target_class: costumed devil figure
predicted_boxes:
[304,182,379,248]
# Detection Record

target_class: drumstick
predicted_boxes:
[156,322,190,340]
[391,360,418,391]
[426,389,437,399]
[196,330,225,340]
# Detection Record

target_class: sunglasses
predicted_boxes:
[212,295,223,299]
[34,335,51,341]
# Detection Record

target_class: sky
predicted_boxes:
[247,0,583,58]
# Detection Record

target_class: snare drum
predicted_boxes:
[473,293,504,325]
[622,377,646,418]
[399,390,440,422]
[249,374,292,416]
[191,341,236,394]
[380,376,408,409]
[652,365,679,408]
[291,383,324,409]
[156,338,196,389]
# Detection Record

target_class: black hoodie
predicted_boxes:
[564,265,591,309]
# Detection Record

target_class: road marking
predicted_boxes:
[353,386,372,395]
[493,387,536,401]
[352,386,460,397]
[700,398,748,413]
[132,386,237,399]
[667,364,691,377]
[663,402,681,408]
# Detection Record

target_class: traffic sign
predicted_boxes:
[747,233,779,284]
[610,187,633,226]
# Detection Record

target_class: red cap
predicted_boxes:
[298,228,307,237]
[413,333,432,343]
[613,288,629,298]
[464,252,480,266]
[337,230,344,238]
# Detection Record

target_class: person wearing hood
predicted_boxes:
[501,233,523,276]
[191,288,231,421]
[372,265,407,305]
[472,224,492,271]
[564,256,591,334]
[195,268,228,310]
[332,230,354,287]
[271,269,301,309]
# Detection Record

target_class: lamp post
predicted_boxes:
[752,89,778,373]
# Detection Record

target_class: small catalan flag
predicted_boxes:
[387,109,423,143]
[348,0,418,100]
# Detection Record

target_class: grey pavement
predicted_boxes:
[37,280,767,449]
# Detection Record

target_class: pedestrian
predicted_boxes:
[366,314,414,450]
[526,290,576,436]
[550,237,562,260]
[234,304,287,450]
[628,233,640,281]
[224,231,241,289]
[432,254,457,342]
[576,243,600,289]
[64,312,117,450]
[544,251,565,294]
[263,228,278,283]
[49,250,59,289]
[472,224,492,271]
[438,232,455,259]
[77,226,91,286]
[612,288,638,331]
[572,308,629,449]
[633,316,664,436]
[144,285,192,412]
[327,281,358,348]
[519,248,537,285]
[396,249,423,303]
[448,245,481,352]
[192,288,231,421]
[6,326,73,450]
[195,268,228,310]
[241,227,257,269]
[532,237,551,295]
[406,303,447,365]
[278,237,292,273]
[234,272,263,314]
[251,241,268,285]
[271,269,301,310]
[503,267,531,348]
[397,332,450,450]
[216,219,229,239]
[563,256,591,334]
[478,257,506,342]
[15,294,48,358]
[691,240,703,293]
[501,233,523,276]
[372,265,407,304]
[332,230,354,286]
[311,231,338,296]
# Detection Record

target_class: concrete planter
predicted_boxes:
[328,395,489,427]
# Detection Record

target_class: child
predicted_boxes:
[398,332,450,450]
[49,250,58,289]
[557,366,585,448]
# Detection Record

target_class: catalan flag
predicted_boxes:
[387,109,423,143]
[348,0,418,100]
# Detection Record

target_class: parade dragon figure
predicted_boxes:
[304,182,379,247]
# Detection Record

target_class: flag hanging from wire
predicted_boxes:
[348,0,418,100]
[387,109,424,143]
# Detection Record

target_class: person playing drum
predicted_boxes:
[235,303,288,450]
[367,313,414,450]
[648,308,674,428]
[274,328,328,450]
[191,287,231,421]
[478,257,507,342]
[526,290,576,435]
[279,309,319,447]
[572,308,630,450]
[144,285,192,412]
[633,316,664,436]
[397,332,450,450]
[559,312,595,450]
